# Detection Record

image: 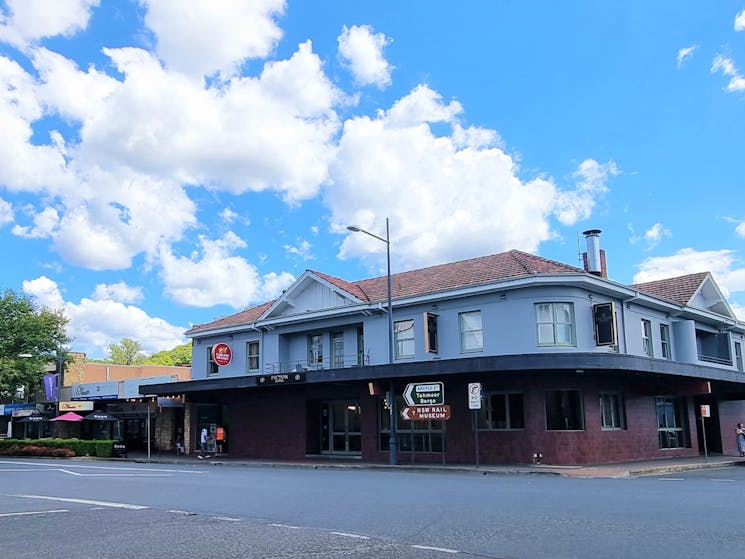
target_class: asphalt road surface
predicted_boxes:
[1,458,745,558]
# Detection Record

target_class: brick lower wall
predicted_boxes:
[206,372,717,466]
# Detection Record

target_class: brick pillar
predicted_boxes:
[184,403,195,456]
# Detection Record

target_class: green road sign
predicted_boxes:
[403,382,444,406]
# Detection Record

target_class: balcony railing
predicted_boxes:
[265,354,370,374]
[698,354,732,366]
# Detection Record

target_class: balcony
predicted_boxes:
[696,329,732,367]
[265,354,370,374]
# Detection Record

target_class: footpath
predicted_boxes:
[122,451,744,479]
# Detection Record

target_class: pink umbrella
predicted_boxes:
[50,412,84,422]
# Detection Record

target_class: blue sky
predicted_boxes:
[1,1,744,358]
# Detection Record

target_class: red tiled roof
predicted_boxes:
[186,250,585,335]
[631,272,709,306]
[186,300,275,335]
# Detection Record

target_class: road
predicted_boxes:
[1,458,745,558]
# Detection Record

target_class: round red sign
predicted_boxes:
[212,343,232,366]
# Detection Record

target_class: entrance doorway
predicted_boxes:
[320,401,361,455]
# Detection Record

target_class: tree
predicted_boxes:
[0,289,70,402]
[106,338,146,365]
[143,343,192,366]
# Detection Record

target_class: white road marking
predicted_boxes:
[269,523,302,529]
[11,494,148,510]
[330,531,370,540]
[0,509,68,517]
[658,477,684,481]
[169,510,197,515]
[213,516,241,522]
[0,460,202,474]
[710,479,735,482]
[411,544,459,553]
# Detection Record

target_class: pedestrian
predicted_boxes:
[737,423,745,457]
[198,427,208,459]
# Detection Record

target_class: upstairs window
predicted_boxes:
[536,303,575,346]
[394,320,415,359]
[308,334,323,368]
[331,332,345,368]
[660,324,671,360]
[736,342,744,372]
[207,346,219,376]
[247,341,260,372]
[459,311,483,353]
[641,319,653,357]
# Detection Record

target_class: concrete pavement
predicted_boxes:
[121,450,745,478]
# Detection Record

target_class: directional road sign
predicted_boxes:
[401,405,451,421]
[403,382,444,406]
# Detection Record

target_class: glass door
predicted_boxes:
[320,401,361,455]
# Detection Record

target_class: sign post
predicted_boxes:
[468,383,482,467]
[700,404,710,463]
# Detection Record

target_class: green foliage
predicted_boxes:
[0,289,70,401]
[107,338,145,365]
[142,343,192,365]
[0,438,116,457]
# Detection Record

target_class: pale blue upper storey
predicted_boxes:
[187,271,745,380]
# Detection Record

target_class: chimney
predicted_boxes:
[582,229,607,278]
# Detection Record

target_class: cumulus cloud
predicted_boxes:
[634,248,745,298]
[0,0,99,47]
[338,25,394,89]
[736,9,745,32]
[22,275,185,358]
[158,232,295,308]
[328,84,611,271]
[711,54,745,92]
[737,221,745,237]
[677,45,697,68]
[643,223,671,250]
[140,0,285,77]
[12,206,59,238]
[285,239,313,260]
[92,282,144,304]
[553,159,618,225]
[0,197,12,225]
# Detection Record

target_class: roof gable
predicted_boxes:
[185,300,274,336]
[633,272,735,318]
[260,270,364,320]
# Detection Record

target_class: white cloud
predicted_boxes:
[634,248,745,298]
[553,159,618,225]
[140,0,285,77]
[338,25,394,89]
[736,221,745,237]
[284,239,313,260]
[158,232,295,308]
[0,0,99,47]
[677,45,697,68]
[73,43,339,204]
[92,282,144,304]
[711,54,745,92]
[643,223,671,250]
[328,85,610,271]
[12,206,59,238]
[735,9,745,31]
[0,197,12,225]
[22,275,186,358]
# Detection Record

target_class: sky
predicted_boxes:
[1,1,745,359]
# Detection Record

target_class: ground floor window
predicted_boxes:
[656,396,689,449]
[477,392,525,430]
[379,397,444,452]
[545,389,584,431]
[600,393,626,430]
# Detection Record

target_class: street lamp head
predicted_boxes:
[346,225,362,233]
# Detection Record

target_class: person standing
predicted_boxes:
[199,427,208,459]
[736,423,745,457]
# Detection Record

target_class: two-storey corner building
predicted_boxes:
[144,231,745,466]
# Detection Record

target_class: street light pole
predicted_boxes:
[347,217,398,465]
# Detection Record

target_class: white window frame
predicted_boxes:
[535,303,576,347]
[600,393,626,430]
[246,341,260,372]
[394,319,415,359]
[331,332,344,368]
[459,311,483,353]
[660,324,671,360]
[735,341,744,372]
[641,319,653,357]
